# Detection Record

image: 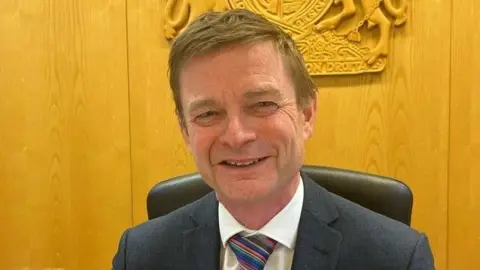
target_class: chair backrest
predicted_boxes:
[147,165,413,225]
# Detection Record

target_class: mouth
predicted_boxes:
[219,157,268,168]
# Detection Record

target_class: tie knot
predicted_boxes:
[228,234,278,270]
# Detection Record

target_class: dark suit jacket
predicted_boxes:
[113,174,435,269]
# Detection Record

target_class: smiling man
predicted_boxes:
[113,9,435,270]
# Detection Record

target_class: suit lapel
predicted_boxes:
[183,193,221,270]
[291,174,343,270]
[180,174,343,270]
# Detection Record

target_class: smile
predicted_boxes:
[221,157,268,168]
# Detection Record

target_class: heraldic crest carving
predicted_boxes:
[163,0,407,75]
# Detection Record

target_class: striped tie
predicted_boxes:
[228,234,278,270]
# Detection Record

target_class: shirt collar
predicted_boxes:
[218,177,304,250]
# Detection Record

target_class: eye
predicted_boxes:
[253,101,279,111]
[250,101,279,116]
[194,111,221,126]
[256,101,277,108]
[197,111,217,119]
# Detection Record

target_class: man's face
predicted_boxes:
[179,41,316,205]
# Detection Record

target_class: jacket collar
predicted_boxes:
[183,173,343,270]
[291,173,342,270]
[183,192,221,270]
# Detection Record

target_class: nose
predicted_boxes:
[219,115,256,149]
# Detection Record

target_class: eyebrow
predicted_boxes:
[243,86,283,100]
[186,86,283,114]
[187,99,218,115]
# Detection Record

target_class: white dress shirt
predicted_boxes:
[218,178,304,270]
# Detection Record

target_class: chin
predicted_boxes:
[217,179,277,204]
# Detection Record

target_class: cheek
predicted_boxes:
[189,128,218,160]
[278,112,306,156]
[262,113,299,149]
[277,109,303,136]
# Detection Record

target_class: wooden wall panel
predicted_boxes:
[306,1,451,269]
[449,0,480,268]
[0,0,132,269]
[127,0,197,224]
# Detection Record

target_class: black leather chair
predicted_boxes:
[147,165,413,225]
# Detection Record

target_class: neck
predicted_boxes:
[221,174,301,230]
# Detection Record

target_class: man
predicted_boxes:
[113,9,435,270]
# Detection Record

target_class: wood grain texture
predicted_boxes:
[305,1,450,269]
[127,0,197,224]
[449,0,480,268]
[0,0,132,269]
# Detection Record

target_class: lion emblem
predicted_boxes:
[313,0,407,64]
[164,0,408,75]
[164,0,228,40]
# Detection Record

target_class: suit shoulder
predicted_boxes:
[113,193,217,268]
[124,192,217,250]
[129,192,212,238]
[327,191,428,268]
[329,191,421,240]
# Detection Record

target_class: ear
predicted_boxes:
[302,93,317,140]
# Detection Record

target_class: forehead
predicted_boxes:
[179,41,293,99]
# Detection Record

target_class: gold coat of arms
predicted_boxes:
[164,0,407,75]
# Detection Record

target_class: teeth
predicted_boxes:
[225,158,261,167]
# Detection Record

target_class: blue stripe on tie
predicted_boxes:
[228,234,277,270]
